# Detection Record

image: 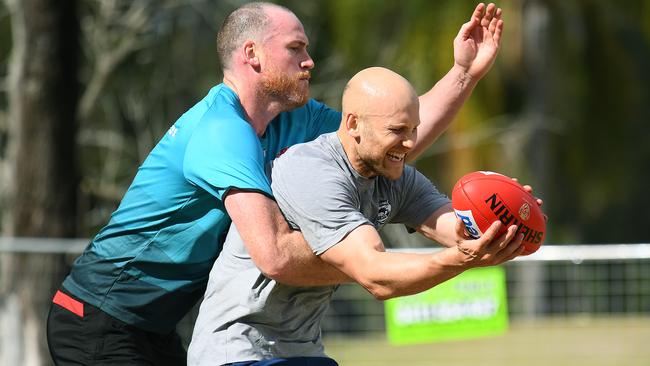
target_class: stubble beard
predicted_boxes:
[260,69,310,110]
[358,127,403,180]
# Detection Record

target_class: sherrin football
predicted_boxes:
[451,171,546,255]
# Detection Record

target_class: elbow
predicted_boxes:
[361,281,399,301]
[256,256,292,281]
[249,240,294,281]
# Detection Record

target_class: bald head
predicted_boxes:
[342,67,419,119]
[338,67,420,180]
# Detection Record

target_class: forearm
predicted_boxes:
[321,221,520,300]
[365,223,523,298]
[415,205,460,248]
[225,190,351,287]
[352,248,466,300]
[409,65,478,161]
[271,229,352,286]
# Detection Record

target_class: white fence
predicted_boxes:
[2,238,649,336]
[321,244,650,334]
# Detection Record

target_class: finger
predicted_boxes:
[485,3,496,18]
[472,3,486,22]
[455,217,466,238]
[482,3,495,27]
[502,241,525,262]
[494,224,518,250]
[478,220,504,248]
[494,231,523,263]
[494,19,503,45]
[488,13,498,34]
[457,17,479,41]
[520,185,544,207]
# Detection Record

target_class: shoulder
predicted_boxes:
[273,134,341,176]
[272,135,351,194]
[283,99,336,118]
[183,88,257,150]
[276,100,341,137]
[198,86,250,132]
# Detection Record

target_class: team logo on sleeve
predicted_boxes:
[375,200,392,227]
[276,146,290,158]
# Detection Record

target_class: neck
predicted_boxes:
[223,75,284,137]
[336,129,375,179]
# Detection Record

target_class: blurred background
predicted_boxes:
[0,0,649,365]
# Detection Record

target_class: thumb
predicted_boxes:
[457,17,478,42]
[455,217,469,239]
[479,221,503,244]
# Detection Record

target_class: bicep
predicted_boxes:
[415,203,459,247]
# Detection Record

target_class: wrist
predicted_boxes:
[450,63,478,90]
[435,246,469,270]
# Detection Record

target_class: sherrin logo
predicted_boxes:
[519,202,531,221]
[484,193,543,244]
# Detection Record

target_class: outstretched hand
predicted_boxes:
[455,221,524,266]
[453,3,504,80]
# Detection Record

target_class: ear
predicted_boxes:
[242,40,261,69]
[344,113,361,138]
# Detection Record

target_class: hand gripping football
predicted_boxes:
[451,171,546,255]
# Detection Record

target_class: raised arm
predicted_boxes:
[409,3,504,160]
[319,220,522,300]
[224,189,351,286]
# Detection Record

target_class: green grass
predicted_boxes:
[324,316,650,366]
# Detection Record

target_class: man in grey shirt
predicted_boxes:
[188,67,527,366]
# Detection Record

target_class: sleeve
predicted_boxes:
[304,100,342,140]
[271,151,370,255]
[391,166,451,230]
[183,114,272,201]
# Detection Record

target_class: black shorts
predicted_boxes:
[226,358,338,366]
[46,288,187,365]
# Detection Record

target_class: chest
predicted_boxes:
[356,180,396,229]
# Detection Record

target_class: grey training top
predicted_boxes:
[187,132,450,365]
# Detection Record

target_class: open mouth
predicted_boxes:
[387,152,406,162]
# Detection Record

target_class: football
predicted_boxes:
[451,171,546,255]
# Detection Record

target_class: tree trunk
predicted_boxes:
[0,0,79,365]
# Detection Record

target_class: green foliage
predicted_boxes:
[2,0,649,243]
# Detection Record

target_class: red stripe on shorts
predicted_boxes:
[52,290,84,317]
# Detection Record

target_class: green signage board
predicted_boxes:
[385,266,508,345]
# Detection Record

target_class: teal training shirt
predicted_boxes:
[62,84,341,333]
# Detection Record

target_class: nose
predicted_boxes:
[301,52,315,70]
[402,129,417,149]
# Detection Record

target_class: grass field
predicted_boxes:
[323,316,650,366]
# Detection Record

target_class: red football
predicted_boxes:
[451,171,546,255]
